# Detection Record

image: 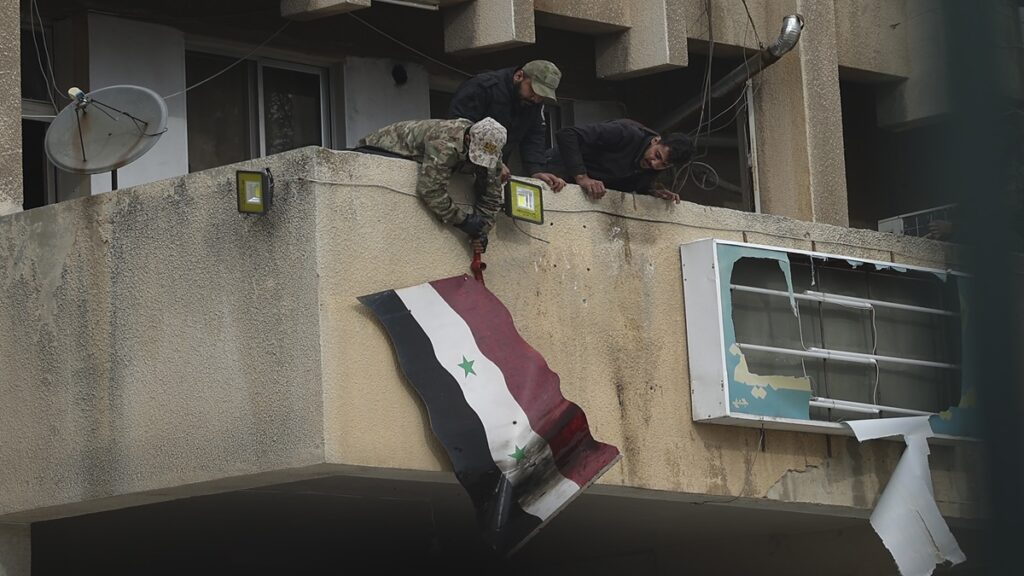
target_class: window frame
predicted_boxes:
[256,58,331,157]
[183,37,333,163]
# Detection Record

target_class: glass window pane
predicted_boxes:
[185,51,254,172]
[262,66,322,155]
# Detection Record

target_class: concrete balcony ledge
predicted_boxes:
[0,147,977,527]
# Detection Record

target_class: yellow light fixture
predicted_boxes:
[236,169,274,214]
[505,178,544,224]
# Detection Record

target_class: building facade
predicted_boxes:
[0,1,987,574]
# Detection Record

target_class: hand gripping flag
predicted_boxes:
[359,275,621,556]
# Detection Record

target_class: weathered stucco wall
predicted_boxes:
[0,148,978,527]
[752,0,850,227]
[0,0,22,216]
[0,152,327,521]
[0,524,30,576]
[313,149,977,519]
[834,0,909,79]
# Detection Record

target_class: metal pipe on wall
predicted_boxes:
[653,14,804,134]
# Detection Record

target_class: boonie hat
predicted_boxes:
[468,117,506,169]
[522,60,561,102]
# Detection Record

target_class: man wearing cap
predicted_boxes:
[448,60,567,191]
[359,117,507,251]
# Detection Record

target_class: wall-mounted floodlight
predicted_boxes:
[505,178,544,224]
[237,168,274,214]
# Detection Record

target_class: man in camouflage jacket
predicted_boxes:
[360,117,507,251]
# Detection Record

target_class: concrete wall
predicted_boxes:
[876,0,949,128]
[1,0,21,215]
[752,0,849,227]
[0,524,29,576]
[339,57,430,147]
[87,14,188,194]
[313,149,975,517]
[834,0,909,79]
[0,151,327,521]
[0,148,978,526]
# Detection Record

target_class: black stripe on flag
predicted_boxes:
[359,289,543,555]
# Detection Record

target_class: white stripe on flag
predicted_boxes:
[396,283,579,520]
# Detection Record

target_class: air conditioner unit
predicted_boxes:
[680,239,975,442]
[877,204,956,237]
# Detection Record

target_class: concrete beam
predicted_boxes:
[0,524,30,576]
[595,0,688,79]
[681,0,768,50]
[443,0,535,54]
[876,0,948,128]
[753,0,849,226]
[280,0,371,21]
[533,0,628,35]
[834,0,909,80]
[0,0,22,216]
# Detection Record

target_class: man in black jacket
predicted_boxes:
[448,60,567,190]
[543,119,694,203]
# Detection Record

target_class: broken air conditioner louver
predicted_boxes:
[877,204,956,237]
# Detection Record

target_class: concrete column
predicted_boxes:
[443,0,535,54]
[753,0,849,226]
[281,0,371,20]
[595,0,688,79]
[0,0,23,216]
[0,524,30,576]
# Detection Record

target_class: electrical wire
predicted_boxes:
[162,20,293,100]
[31,0,64,104]
[691,0,715,155]
[348,13,472,79]
[740,0,763,49]
[288,174,946,261]
[512,219,550,243]
[692,426,765,505]
[27,1,58,113]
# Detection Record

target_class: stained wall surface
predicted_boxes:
[0,148,977,526]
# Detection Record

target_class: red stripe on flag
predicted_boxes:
[431,276,620,487]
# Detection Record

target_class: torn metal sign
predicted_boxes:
[845,417,966,576]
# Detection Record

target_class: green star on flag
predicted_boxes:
[458,356,476,377]
[509,445,527,463]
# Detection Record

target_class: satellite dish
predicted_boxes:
[44,84,168,187]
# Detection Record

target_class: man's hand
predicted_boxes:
[575,175,606,200]
[500,162,511,183]
[532,172,566,192]
[455,213,487,237]
[925,219,954,240]
[649,186,681,204]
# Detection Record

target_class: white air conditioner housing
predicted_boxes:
[680,238,975,442]
[877,204,956,237]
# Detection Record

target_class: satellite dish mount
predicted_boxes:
[45,85,169,190]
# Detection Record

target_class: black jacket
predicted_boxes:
[448,67,548,175]
[545,119,659,193]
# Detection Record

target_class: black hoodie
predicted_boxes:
[448,67,548,175]
[545,119,659,193]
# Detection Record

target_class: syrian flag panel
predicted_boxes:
[359,275,621,555]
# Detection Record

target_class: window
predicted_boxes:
[681,239,974,440]
[185,51,329,173]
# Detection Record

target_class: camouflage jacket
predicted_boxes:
[360,119,503,231]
